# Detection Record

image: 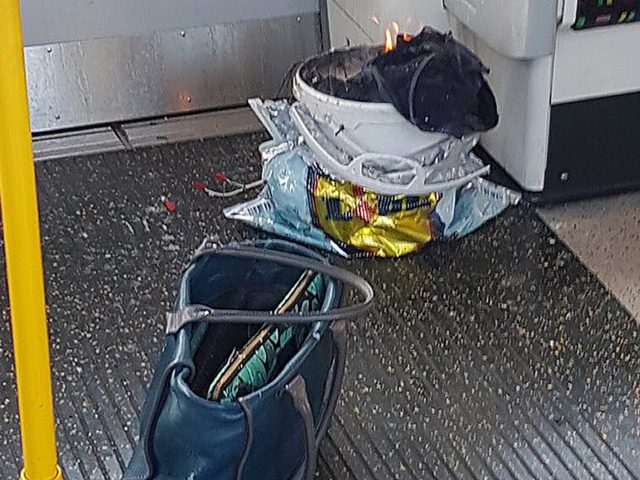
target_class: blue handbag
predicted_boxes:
[124,240,374,480]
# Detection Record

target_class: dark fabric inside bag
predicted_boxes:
[181,256,316,399]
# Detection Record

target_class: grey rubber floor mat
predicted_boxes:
[0,133,638,479]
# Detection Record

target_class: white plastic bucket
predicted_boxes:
[292,63,450,158]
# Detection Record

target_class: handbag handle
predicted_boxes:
[124,335,194,480]
[237,324,347,480]
[166,245,375,334]
[286,375,317,480]
[236,375,318,480]
[315,320,347,443]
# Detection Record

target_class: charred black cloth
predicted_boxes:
[302,28,499,138]
[370,28,498,138]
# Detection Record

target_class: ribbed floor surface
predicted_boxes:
[0,133,638,479]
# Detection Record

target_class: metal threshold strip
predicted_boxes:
[32,107,263,162]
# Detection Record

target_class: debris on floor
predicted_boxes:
[4,135,637,479]
[161,196,176,213]
[193,175,264,198]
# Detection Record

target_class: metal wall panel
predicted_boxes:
[20,0,319,46]
[25,14,320,132]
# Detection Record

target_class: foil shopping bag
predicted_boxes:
[225,100,520,258]
[308,171,441,257]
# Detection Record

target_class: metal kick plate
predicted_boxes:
[25,13,320,133]
[32,127,124,161]
[32,107,265,161]
[122,108,263,149]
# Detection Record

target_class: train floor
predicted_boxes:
[1,132,638,479]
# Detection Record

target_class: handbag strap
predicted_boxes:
[286,375,317,480]
[166,245,375,334]
[315,320,347,442]
[124,335,194,480]
[236,375,319,480]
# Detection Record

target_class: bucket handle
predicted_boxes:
[290,102,489,196]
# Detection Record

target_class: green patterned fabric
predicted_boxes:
[208,273,326,402]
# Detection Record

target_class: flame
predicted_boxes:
[384,29,394,52]
[403,33,413,42]
[392,21,400,35]
[370,15,380,25]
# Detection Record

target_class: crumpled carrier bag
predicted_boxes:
[225,100,520,258]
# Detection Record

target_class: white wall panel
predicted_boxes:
[552,26,640,104]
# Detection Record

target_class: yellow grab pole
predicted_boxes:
[0,1,63,479]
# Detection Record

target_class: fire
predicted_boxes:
[385,29,394,52]
[370,15,380,25]
[382,19,411,52]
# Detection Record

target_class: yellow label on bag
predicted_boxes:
[309,174,440,257]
